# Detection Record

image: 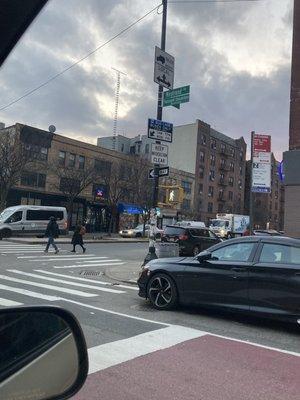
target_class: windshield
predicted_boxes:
[0,209,14,221]
[210,220,227,228]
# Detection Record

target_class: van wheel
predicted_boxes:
[135,232,142,238]
[1,229,12,238]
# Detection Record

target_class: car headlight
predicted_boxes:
[127,230,134,234]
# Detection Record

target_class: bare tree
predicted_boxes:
[130,156,153,234]
[0,130,35,211]
[49,159,97,226]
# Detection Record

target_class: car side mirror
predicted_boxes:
[0,306,88,400]
[196,251,212,263]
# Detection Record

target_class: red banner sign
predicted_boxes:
[253,134,271,153]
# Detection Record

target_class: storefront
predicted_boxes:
[117,203,144,230]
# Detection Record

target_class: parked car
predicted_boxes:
[253,229,282,236]
[161,225,221,256]
[0,206,68,238]
[119,224,163,238]
[138,236,300,324]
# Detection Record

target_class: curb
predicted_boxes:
[104,266,140,285]
[5,238,149,245]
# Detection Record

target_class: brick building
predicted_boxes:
[168,120,247,225]
[244,155,285,231]
[1,123,195,231]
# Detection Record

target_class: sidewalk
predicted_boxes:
[5,234,148,245]
[105,261,142,284]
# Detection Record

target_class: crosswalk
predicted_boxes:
[0,242,138,308]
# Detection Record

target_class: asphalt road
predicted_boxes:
[0,240,299,399]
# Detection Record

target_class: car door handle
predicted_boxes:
[231,267,247,272]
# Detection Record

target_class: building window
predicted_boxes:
[239,165,243,175]
[209,170,215,181]
[220,172,225,181]
[229,161,234,172]
[201,134,206,145]
[218,189,224,200]
[40,147,48,161]
[130,146,135,154]
[78,155,85,170]
[95,159,112,176]
[137,144,141,153]
[229,177,234,186]
[240,150,244,161]
[59,177,80,192]
[220,159,226,168]
[69,153,76,167]
[218,203,224,213]
[182,199,191,210]
[210,154,216,166]
[199,166,204,179]
[182,180,192,194]
[238,179,242,189]
[198,183,203,195]
[200,151,205,163]
[25,144,48,161]
[208,202,213,213]
[228,191,233,201]
[210,139,216,150]
[220,143,226,154]
[121,143,125,152]
[145,144,149,154]
[229,147,235,157]
[208,186,214,197]
[21,172,46,188]
[275,191,278,199]
[59,151,66,166]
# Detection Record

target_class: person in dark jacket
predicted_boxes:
[44,216,59,254]
[71,225,86,253]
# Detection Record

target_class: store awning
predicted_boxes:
[117,203,144,215]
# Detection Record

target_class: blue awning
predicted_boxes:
[118,203,144,215]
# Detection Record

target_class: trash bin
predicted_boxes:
[155,242,179,258]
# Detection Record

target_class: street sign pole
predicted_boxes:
[153,0,167,208]
[143,0,168,267]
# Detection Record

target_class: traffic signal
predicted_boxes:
[166,187,184,204]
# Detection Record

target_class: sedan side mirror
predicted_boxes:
[196,251,212,263]
[0,306,88,400]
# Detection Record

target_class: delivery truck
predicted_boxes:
[209,213,250,238]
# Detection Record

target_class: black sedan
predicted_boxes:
[138,236,300,323]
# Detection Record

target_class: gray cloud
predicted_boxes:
[0,0,293,160]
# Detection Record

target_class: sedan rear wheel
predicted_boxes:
[147,273,178,310]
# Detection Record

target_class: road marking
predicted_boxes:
[88,325,206,374]
[0,274,97,297]
[0,297,23,306]
[0,284,61,301]
[35,270,139,291]
[32,257,109,262]
[8,270,126,294]
[75,259,121,264]
[53,262,125,269]
[17,254,97,259]
[209,332,300,358]
[59,298,170,326]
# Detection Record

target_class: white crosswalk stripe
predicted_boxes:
[8,270,126,294]
[0,283,61,302]
[53,262,125,269]
[17,254,97,259]
[0,297,23,306]
[35,270,139,291]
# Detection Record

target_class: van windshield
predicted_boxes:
[0,209,14,221]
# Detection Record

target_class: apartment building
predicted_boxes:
[168,120,247,225]
[244,155,285,231]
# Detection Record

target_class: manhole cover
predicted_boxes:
[79,270,104,276]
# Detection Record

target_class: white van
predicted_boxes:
[0,206,68,238]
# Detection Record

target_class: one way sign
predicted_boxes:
[148,166,169,179]
[154,46,174,90]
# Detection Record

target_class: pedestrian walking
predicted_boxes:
[71,224,86,253]
[44,216,59,254]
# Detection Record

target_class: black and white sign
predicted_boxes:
[148,166,169,179]
[151,143,168,166]
[148,118,173,143]
[154,46,174,90]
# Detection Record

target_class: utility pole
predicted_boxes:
[249,131,255,233]
[152,0,168,207]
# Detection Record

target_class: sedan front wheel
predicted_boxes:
[147,273,178,310]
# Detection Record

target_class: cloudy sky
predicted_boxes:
[0,0,294,159]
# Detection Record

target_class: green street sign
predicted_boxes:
[163,85,190,108]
